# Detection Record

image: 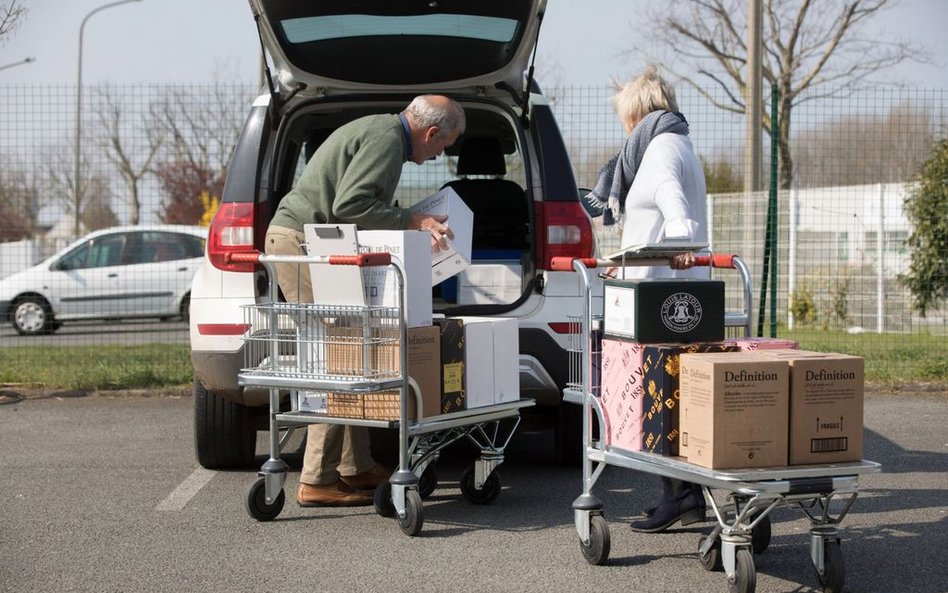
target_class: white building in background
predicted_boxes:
[789,183,912,274]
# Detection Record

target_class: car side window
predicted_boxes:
[138,232,191,263]
[58,235,125,270]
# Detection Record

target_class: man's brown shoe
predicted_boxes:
[296,481,373,507]
[340,464,391,491]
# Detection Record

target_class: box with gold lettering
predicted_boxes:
[433,317,465,413]
[641,342,738,456]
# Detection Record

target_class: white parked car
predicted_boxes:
[0,225,207,335]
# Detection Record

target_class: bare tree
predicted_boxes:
[93,86,162,225]
[45,143,114,236]
[631,0,930,189]
[0,1,26,42]
[0,156,43,240]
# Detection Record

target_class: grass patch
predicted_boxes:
[0,345,192,391]
[779,327,948,385]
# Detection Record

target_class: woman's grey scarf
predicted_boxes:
[584,110,689,226]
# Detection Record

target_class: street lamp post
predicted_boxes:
[0,57,35,73]
[74,0,143,238]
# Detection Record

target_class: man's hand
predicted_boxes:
[669,252,696,270]
[409,212,454,252]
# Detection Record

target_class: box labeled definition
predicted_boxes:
[760,350,864,465]
[358,230,432,327]
[410,187,473,285]
[603,279,725,343]
[364,325,442,421]
[640,342,738,456]
[679,352,790,469]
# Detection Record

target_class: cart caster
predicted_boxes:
[374,482,395,518]
[727,548,756,593]
[751,514,771,554]
[698,535,723,572]
[815,540,845,593]
[397,489,424,536]
[246,477,285,522]
[579,514,611,566]
[460,466,501,505]
[418,465,438,499]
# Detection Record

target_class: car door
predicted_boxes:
[120,231,204,317]
[50,232,129,319]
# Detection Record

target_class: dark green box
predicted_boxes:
[603,279,725,343]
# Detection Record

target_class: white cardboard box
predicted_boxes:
[357,230,432,327]
[297,390,328,414]
[409,187,473,285]
[303,224,364,306]
[458,263,523,305]
[456,316,520,407]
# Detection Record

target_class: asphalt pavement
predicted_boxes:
[0,390,945,593]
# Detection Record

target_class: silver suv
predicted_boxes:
[189,0,598,468]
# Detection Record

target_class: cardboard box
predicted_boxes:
[324,324,400,378]
[410,187,473,285]
[679,352,790,469]
[640,343,739,456]
[603,279,725,343]
[455,317,519,408]
[433,317,465,413]
[457,263,523,305]
[757,350,864,465]
[358,230,432,327]
[328,392,363,418]
[599,338,646,451]
[724,336,800,351]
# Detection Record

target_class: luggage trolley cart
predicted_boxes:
[552,253,881,593]
[232,250,533,536]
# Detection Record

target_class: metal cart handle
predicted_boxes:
[694,253,737,268]
[225,250,392,267]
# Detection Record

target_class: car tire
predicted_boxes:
[179,293,191,322]
[12,296,57,336]
[193,380,257,469]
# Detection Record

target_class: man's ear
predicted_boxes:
[426,126,440,141]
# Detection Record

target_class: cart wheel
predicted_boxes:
[751,514,772,554]
[698,535,723,572]
[460,466,501,505]
[418,465,438,499]
[374,481,395,518]
[727,548,756,593]
[397,489,424,536]
[579,514,611,566]
[816,540,845,593]
[245,477,284,522]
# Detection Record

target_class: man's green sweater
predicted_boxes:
[269,114,412,232]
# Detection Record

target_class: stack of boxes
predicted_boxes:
[296,188,520,422]
[599,277,865,469]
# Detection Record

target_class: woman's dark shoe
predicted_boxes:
[630,491,706,533]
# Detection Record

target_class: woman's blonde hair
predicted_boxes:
[611,65,678,128]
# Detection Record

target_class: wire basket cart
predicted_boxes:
[232,250,533,536]
[553,253,881,593]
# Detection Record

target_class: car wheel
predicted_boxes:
[179,293,191,322]
[193,380,257,469]
[12,296,57,336]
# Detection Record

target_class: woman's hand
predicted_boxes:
[669,252,696,270]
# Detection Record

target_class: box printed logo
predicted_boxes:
[660,292,702,333]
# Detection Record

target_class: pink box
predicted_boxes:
[724,336,799,351]
[600,339,646,451]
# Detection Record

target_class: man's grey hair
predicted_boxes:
[405,95,466,138]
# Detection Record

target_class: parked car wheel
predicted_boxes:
[193,380,257,469]
[12,296,56,336]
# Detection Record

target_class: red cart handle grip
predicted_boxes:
[329,252,392,267]
[694,253,737,269]
[550,256,598,271]
[226,251,261,264]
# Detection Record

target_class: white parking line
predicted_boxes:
[156,467,216,511]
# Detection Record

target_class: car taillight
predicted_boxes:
[207,202,257,273]
[535,201,595,269]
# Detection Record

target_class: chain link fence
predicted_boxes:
[0,83,945,383]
